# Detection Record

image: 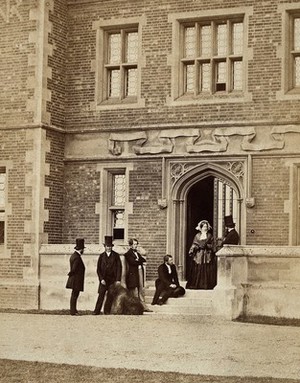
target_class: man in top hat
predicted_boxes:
[222,215,240,245]
[93,236,122,315]
[66,238,86,316]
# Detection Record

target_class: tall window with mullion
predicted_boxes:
[110,173,126,241]
[106,28,138,100]
[292,16,300,89]
[0,167,6,245]
[181,18,244,95]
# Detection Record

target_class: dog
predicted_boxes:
[104,283,144,315]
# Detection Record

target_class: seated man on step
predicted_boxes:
[151,255,185,305]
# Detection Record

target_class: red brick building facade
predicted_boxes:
[1,0,300,309]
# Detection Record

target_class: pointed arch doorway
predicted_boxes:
[185,176,240,282]
[168,162,243,282]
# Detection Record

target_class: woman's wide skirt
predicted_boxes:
[186,257,217,290]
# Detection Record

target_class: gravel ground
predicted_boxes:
[0,312,300,380]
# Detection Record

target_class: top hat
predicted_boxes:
[103,236,114,247]
[74,238,85,250]
[224,215,235,228]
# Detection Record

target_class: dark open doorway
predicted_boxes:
[185,176,214,280]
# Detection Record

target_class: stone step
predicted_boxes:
[144,295,213,305]
[146,306,213,316]
[146,301,213,316]
[143,286,214,316]
[144,286,215,300]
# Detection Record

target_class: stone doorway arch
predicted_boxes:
[166,160,245,280]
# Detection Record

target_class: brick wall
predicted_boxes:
[0,0,67,130]
[48,0,67,129]
[61,159,166,279]
[65,0,300,131]
[62,162,100,244]
[44,129,65,243]
[0,0,299,310]
[246,157,290,245]
[0,0,36,127]
[0,285,38,309]
[0,129,33,279]
[128,160,167,279]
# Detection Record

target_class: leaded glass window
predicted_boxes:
[0,173,5,209]
[293,17,300,87]
[126,32,138,62]
[200,63,210,91]
[185,64,195,92]
[232,23,243,55]
[200,26,211,56]
[109,70,120,97]
[0,168,6,245]
[233,60,243,90]
[105,27,139,100]
[108,34,121,64]
[216,61,226,91]
[295,57,300,86]
[181,18,244,95]
[185,27,196,58]
[217,24,227,56]
[294,18,300,51]
[111,174,126,240]
[113,210,125,231]
[126,68,137,96]
[113,174,126,206]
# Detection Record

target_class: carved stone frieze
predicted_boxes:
[108,125,300,156]
[186,128,229,153]
[134,133,173,155]
[108,131,147,155]
[109,129,199,155]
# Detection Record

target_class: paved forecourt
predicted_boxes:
[0,313,299,380]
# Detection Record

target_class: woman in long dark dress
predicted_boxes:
[186,220,217,290]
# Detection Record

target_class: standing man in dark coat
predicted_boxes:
[222,215,240,245]
[124,238,152,312]
[93,236,122,315]
[66,238,86,316]
[151,255,185,305]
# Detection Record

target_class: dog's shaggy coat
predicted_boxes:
[104,283,144,315]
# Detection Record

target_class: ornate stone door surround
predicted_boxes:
[165,157,247,280]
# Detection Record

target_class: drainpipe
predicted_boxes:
[158,156,167,209]
[246,154,255,208]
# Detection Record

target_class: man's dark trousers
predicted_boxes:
[94,283,114,314]
[70,289,80,315]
